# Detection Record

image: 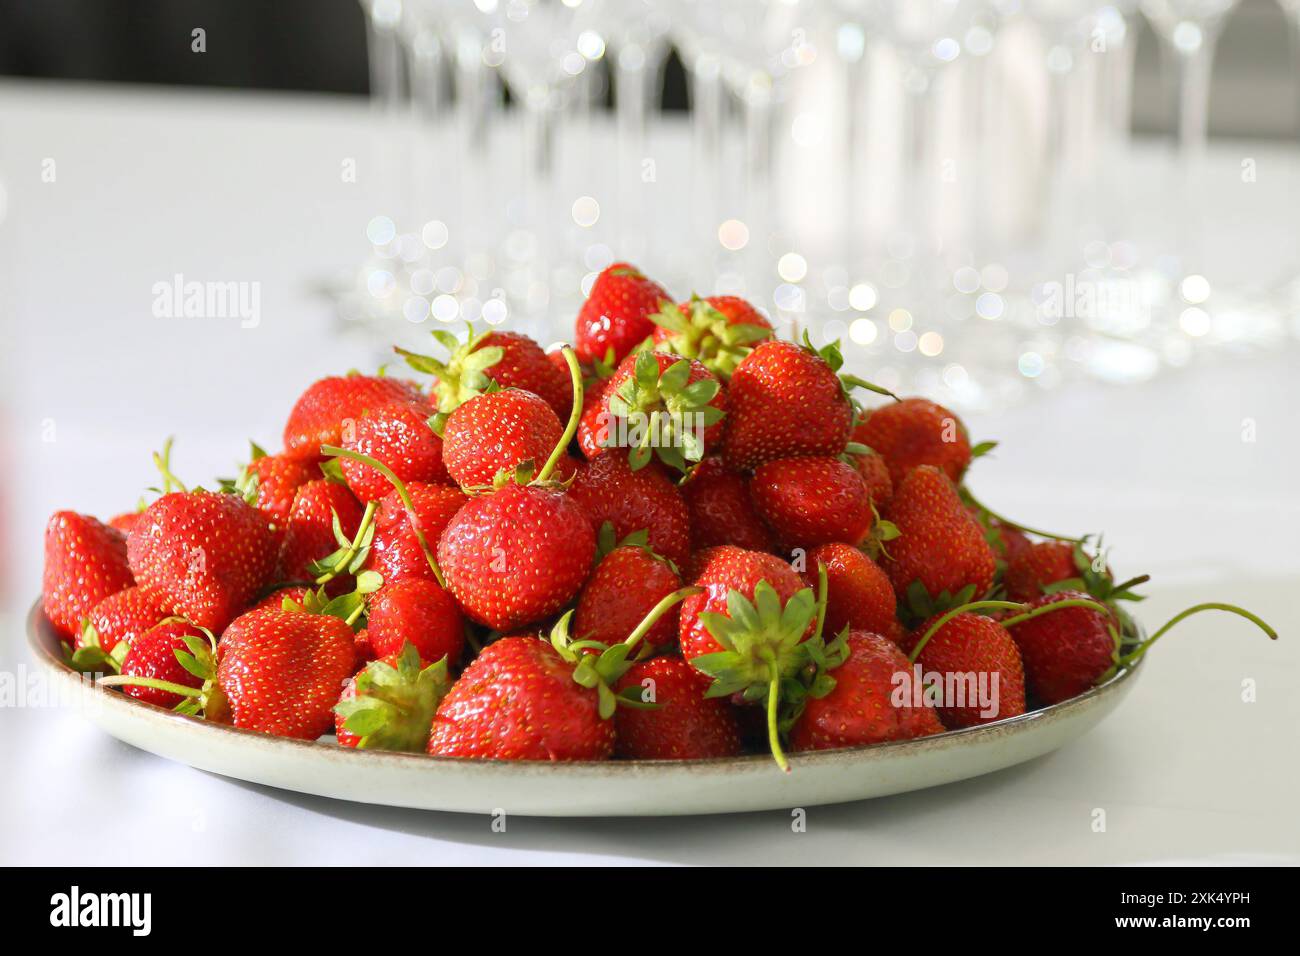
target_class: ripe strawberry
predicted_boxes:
[216,608,357,738]
[882,466,996,613]
[354,627,376,664]
[849,446,893,511]
[679,546,809,661]
[334,644,451,751]
[366,578,465,666]
[398,328,573,421]
[78,586,166,663]
[574,262,670,366]
[613,656,743,759]
[440,388,563,488]
[108,511,143,535]
[1006,591,1118,705]
[250,585,311,613]
[365,482,466,585]
[969,507,1032,563]
[127,490,278,633]
[119,619,208,709]
[750,456,874,549]
[574,542,683,652]
[789,631,943,751]
[437,482,595,631]
[597,350,727,472]
[567,453,691,568]
[282,373,427,462]
[277,479,365,581]
[650,295,773,379]
[854,397,972,486]
[680,456,775,553]
[427,634,616,760]
[721,339,854,471]
[42,511,135,639]
[801,543,897,639]
[576,374,616,459]
[902,612,1026,728]
[339,401,449,503]
[244,450,317,534]
[1004,541,1078,602]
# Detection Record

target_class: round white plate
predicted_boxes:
[27,600,1142,816]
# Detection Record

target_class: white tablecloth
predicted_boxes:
[2,81,1297,865]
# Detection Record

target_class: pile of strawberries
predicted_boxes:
[41,262,1275,769]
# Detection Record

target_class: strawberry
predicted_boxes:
[849,446,893,511]
[649,294,773,379]
[613,656,744,759]
[721,339,856,471]
[250,585,311,613]
[75,586,166,671]
[680,456,775,553]
[339,401,450,503]
[881,466,997,616]
[902,611,1026,728]
[678,545,817,768]
[427,634,616,760]
[215,608,358,738]
[42,511,135,640]
[567,453,691,568]
[1004,541,1077,602]
[278,478,365,582]
[971,508,1032,563]
[789,630,943,751]
[1006,590,1119,705]
[438,482,595,631]
[576,374,616,459]
[398,327,573,421]
[242,449,317,535]
[853,397,974,486]
[354,627,376,664]
[750,456,874,549]
[366,578,465,666]
[108,512,143,535]
[574,537,683,652]
[334,643,451,751]
[119,619,209,709]
[800,542,897,639]
[574,261,670,366]
[127,490,278,633]
[440,388,564,489]
[597,350,727,472]
[282,373,427,462]
[365,482,466,585]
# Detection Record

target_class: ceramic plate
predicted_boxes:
[26,600,1142,816]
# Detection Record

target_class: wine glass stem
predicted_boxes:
[364,14,403,114]
[1175,44,1214,160]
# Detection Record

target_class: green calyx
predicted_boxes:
[901,579,984,628]
[1042,535,1150,606]
[304,499,380,588]
[65,619,129,675]
[604,350,725,473]
[395,324,505,414]
[594,522,680,576]
[647,296,772,379]
[97,624,225,718]
[333,643,452,752]
[217,440,270,506]
[798,331,899,408]
[280,573,383,631]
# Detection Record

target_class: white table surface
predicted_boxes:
[1,81,1297,865]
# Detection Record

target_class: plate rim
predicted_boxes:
[26,597,1143,772]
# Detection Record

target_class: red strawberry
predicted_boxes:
[340,401,449,502]
[250,585,311,613]
[398,328,573,421]
[437,482,595,631]
[613,656,744,759]
[902,612,1026,728]
[354,627,376,664]
[365,482,466,585]
[1004,541,1078,603]
[127,490,278,633]
[850,447,893,511]
[574,544,683,652]
[245,451,317,534]
[440,388,563,488]
[108,512,143,535]
[1007,590,1119,704]
[721,339,854,471]
[971,508,1032,562]
[679,546,810,662]
[282,373,427,462]
[597,350,727,472]
[789,631,943,751]
[801,543,897,639]
[427,635,615,760]
[79,585,166,659]
[334,644,451,751]
[366,578,465,666]
[650,295,773,379]
[278,479,365,581]
[574,262,670,366]
[680,457,775,553]
[567,453,691,568]
[881,466,996,611]
[42,511,134,639]
[576,374,616,459]
[216,608,357,738]
[853,397,972,486]
[750,456,874,549]
[119,619,208,709]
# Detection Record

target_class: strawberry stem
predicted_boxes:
[961,488,1083,544]
[536,347,583,485]
[813,562,829,643]
[315,499,378,585]
[765,660,789,773]
[622,586,703,652]
[1117,602,1277,668]
[907,600,1025,663]
[998,598,1112,630]
[97,675,202,697]
[153,437,187,494]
